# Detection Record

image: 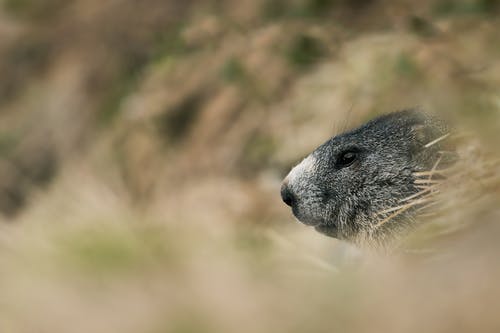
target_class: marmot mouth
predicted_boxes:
[295,217,322,227]
[314,224,339,238]
[292,209,324,227]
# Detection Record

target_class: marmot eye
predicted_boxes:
[337,150,358,168]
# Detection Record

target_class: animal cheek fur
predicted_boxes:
[320,189,337,205]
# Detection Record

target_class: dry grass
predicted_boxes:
[0,1,499,332]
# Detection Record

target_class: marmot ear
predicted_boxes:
[408,122,439,162]
[410,123,429,147]
[410,122,457,169]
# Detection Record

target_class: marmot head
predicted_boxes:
[281,110,451,244]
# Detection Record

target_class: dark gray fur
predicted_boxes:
[281,109,451,245]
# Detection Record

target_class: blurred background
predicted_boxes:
[0,0,499,332]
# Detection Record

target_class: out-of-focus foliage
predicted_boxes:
[0,0,499,332]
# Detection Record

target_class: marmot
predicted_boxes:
[281,109,453,245]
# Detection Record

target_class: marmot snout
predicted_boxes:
[281,109,453,244]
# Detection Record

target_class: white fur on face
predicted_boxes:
[284,155,317,189]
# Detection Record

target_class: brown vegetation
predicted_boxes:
[0,0,499,332]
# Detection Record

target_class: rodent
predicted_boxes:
[280,109,453,245]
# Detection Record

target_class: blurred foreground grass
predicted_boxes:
[0,0,499,332]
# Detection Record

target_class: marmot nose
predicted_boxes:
[280,183,296,207]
